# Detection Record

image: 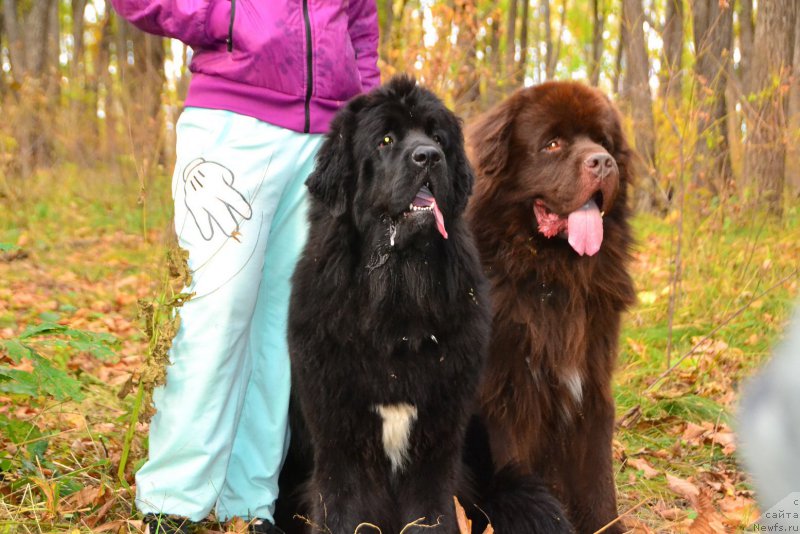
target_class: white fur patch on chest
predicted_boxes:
[374,403,418,473]
[563,370,584,405]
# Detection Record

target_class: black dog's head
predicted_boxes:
[306,76,473,249]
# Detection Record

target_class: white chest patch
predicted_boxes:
[563,370,584,405]
[374,403,418,473]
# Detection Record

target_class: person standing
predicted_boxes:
[108,2,380,533]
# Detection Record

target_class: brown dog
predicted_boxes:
[466,81,636,534]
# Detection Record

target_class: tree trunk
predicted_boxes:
[488,0,501,68]
[485,0,502,102]
[550,0,568,78]
[46,0,59,82]
[660,0,683,100]
[589,0,605,86]
[787,5,800,194]
[453,0,480,110]
[613,2,625,96]
[738,0,755,91]
[69,0,91,161]
[516,0,530,85]
[0,9,5,98]
[542,0,554,79]
[378,0,394,63]
[3,0,58,176]
[691,0,733,196]
[4,0,56,80]
[118,19,167,181]
[542,0,566,80]
[98,10,117,165]
[71,0,87,82]
[743,0,797,216]
[621,0,658,212]
[505,0,518,82]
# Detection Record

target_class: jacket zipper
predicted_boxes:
[227,0,236,52]
[302,0,313,133]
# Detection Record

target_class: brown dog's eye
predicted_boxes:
[379,135,394,147]
[543,139,562,153]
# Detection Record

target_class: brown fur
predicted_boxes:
[466,82,636,534]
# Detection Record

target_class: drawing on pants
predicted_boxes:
[182,157,253,241]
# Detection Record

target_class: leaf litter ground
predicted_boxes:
[1,175,799,533]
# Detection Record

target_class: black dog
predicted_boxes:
[278,76,572,534]
[283,75,488,534]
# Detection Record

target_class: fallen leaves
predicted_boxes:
[618,415,755,532]
[666,473,700,501]
[681,421,737,456]
[60,484,106,513]
[628,457,660,479]
[0,227,160,530]
[662,473,759,531]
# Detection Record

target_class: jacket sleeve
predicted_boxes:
[347,0,381,91]
[110,0,231,49]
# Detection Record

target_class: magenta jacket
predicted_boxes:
[111,0,380,133]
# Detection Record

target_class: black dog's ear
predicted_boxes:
[465,95,517,180]
[306,96,367,217]
[306,132,350,217]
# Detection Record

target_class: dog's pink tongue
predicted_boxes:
[432,201,448,239]
[567,199,603,256]
[415,187,448,239]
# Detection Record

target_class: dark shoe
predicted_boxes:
[142,514,197,534]
[248,519,285,534]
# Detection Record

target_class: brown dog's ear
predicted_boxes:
[306,95,368,217]
[466,95,518,179]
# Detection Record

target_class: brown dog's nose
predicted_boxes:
[411,145,442,167]
[584,153,616,179]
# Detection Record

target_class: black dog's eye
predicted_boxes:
[379,135,394,148]
[542,138,562,153]
[433,134,443,145]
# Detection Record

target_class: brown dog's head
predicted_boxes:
[467,81,632,257]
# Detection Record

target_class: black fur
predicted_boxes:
[276,76,572,534]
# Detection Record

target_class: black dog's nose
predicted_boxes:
[411,145,443,167]
[584,153,615,179]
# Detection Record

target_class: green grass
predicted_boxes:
[1,165,798,532]
[612,200,799,529]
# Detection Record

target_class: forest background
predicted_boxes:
[0,0,799,532]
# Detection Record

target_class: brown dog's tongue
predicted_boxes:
[415,186,448,239]
[567,199,603,256]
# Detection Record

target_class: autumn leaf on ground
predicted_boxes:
[681,421,737,455]
[667,474,700,502]
[653,500,688,522]
[682,422,708,445]
[85,494,119,529]
[621,515,656,533]
[627,457,660,479]
[92,520,142,533]
[687,489,727,534]
[60,484,105,513]
[718,494,759,527]
[709,428,736,455]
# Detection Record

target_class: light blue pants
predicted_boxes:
[135,107,324,522]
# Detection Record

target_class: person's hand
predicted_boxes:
[182,157,252,240]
